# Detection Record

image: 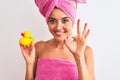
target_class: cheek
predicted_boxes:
[48,27,54,34]
[47,25,58,36]
[47,24,54,30]
[65,24,73,31]
[47,25,53,34]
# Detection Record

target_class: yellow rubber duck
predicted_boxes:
[19,30,34,47]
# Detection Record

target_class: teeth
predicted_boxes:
[55,31,64,35]
[56,32,63,34]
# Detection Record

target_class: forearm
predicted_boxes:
[75,57,92,80]
[25,63,35,80]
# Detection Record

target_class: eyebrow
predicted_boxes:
[48,17,56,20]
[48,17,70,20]
[62,17,70,19]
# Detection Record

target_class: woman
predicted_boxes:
[20,0,95,80]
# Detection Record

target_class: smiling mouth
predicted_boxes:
[54,31,65,36]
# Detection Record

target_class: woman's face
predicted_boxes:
[47,8,73,41]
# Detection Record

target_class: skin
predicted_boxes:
[20,8,95,80]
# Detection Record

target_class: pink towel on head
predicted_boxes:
[34,0,86,23]
[35,58,78,80]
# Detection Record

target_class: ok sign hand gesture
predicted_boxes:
[64,19,90,59]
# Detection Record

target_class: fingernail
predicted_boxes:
[64,39,67,43]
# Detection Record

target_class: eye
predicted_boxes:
[62,19,69,24]
[48,19,57,24]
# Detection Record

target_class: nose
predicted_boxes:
[55,21,63,30]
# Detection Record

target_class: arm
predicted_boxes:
[75,46,95,80]
[20,44,37,80]
[64,19,95,80]
[25,62,36,80]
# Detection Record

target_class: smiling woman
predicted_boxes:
[47,8,73,41]
[19,0,95,80]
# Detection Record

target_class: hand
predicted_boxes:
[20,44,36,64]
[64,19,90,59]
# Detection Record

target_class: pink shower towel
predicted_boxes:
[35,58,78,80]
[34,0,86,23]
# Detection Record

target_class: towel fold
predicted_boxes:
[35,58,78,80]
[35,0,86,23]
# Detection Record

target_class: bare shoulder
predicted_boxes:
[84,45,94,70]
[35,41,45,48]
[84,45,94,65]
[84,45,95,79]
[34,39,52,58]
[84,45,94,59]
[35,40,52,48]
[34,41,47,57]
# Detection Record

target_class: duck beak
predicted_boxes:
[21,33,24,36]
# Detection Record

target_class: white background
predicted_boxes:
[0,0,120,80]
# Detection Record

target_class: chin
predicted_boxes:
[54,36,66,42]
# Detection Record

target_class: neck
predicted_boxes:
[52,38,66,49]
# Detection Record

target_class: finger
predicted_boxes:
[85,29,90,39]
[82,23,88,36]
[68,34,77,42]
[19,44,29,49]
[64,38,73,53]
[20,45,29,58]
[19,44,25,53]
[77,19,81,36]
[64,38,69,48]
[30,43,36,57]
[64,37,77,54]
[19,44,32,58]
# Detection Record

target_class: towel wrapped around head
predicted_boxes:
[34,0,86,23]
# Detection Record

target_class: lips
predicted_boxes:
[54,30,65,36]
